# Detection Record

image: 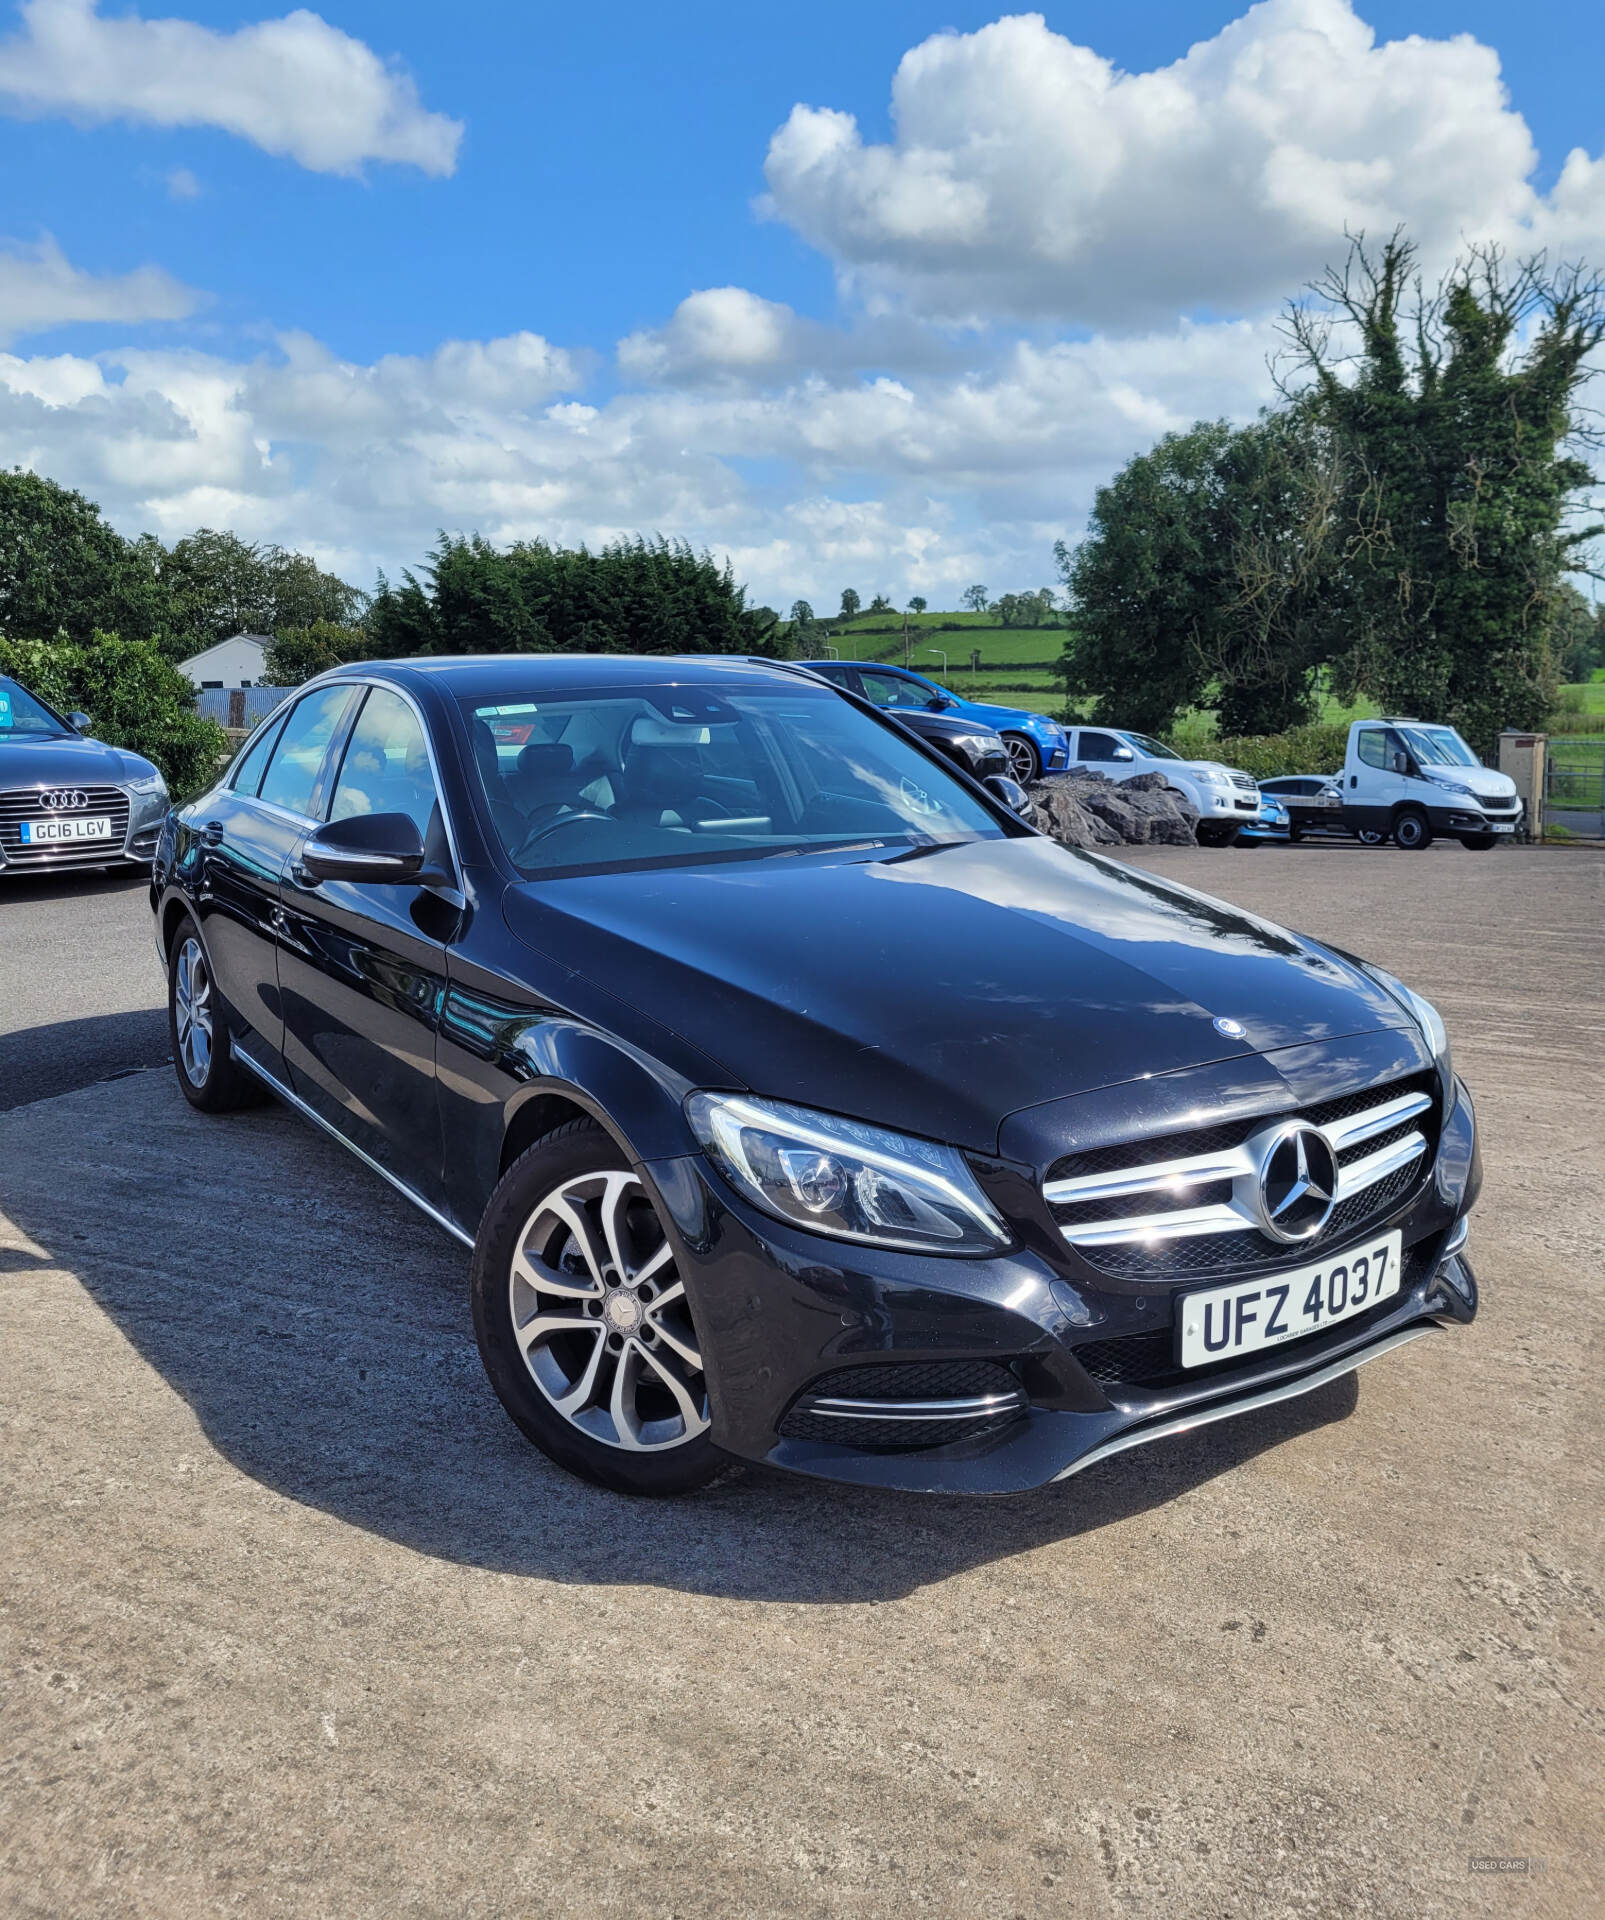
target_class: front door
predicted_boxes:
[1348,726,1405,834]
[275,685,456,1207]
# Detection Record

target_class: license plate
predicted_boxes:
[1490,823,1515,833]
[20,815,113,844]
[1177,1231,1402,1368]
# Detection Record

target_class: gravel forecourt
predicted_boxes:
[2,842,1601,1917]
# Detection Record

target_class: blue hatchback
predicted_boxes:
[805,660,1069,784]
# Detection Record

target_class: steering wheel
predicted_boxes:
[513,809,619,862]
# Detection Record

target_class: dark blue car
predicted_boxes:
[805,660,1069,784]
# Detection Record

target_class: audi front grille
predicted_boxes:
[0,786,131,867]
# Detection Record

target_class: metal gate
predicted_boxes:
[1544,739,1605,837]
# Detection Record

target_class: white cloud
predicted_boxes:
[0,234,199,343]
[164,166,201,200]
[761,1,1605,328]
[0,313,1278,604]
[619,288,800,381]
[0,0,461,176]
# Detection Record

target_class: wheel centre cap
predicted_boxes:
[603,1289,643,1334]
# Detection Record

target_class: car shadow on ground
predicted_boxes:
[4,1072,1362,1604]
[0,1007,169,1112]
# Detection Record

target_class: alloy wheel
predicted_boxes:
[508,1169,709,1453]
[173,936,213,1087]
[1003,735,1039,784]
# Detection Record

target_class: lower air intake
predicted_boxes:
[778,1360,1026,1453]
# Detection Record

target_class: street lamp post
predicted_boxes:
[924,648,947,679]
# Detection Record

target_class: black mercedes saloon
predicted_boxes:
[149,656,1480,1496]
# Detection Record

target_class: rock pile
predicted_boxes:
[1025,769,1199,849]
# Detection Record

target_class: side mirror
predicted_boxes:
[300,811,427,885]
[984,774,1033,816]
[928,694,956,712]
[1112,746,1134,761]
[1391,751,1410,775]
[69,710,93,733]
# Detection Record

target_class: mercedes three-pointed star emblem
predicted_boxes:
[1256,1124,1339,1243]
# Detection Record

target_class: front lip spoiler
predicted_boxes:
[1050,1322,1439,1482]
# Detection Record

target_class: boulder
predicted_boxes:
[1025,770,1198,848]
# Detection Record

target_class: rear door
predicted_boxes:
[193,686,357,1073]
[275,684,456,1207]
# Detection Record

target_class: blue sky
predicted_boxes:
[0,0,1601,607]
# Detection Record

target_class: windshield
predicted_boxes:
[463,680,1006,877]
[1401,725,1480,769]
[1120,731,1182,761]
[0,679,72,739]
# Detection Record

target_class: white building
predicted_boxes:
[177,633,271,689]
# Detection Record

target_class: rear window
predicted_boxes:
[461,680,1004,877]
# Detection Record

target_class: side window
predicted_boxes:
[328,688,441,842]
[857,671,922,709]
[1077,730,1121,761]
[229,713,286,797]
[1356,728,1387,770]
[258,686,357,818]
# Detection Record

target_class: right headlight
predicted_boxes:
[685,1092,1011,1255]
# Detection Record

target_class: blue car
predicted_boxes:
[1239,790,1292,845]
[805,660,1070,784]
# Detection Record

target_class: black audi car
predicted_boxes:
[1,675,170,876]
[149,656,1479,1496]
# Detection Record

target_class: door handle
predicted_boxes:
[288,860,312,889]
[202,818,225,847]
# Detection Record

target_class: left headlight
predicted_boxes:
[125,768,167,795]
[685,1092,1011,1255]
[1363,964,1450,1075]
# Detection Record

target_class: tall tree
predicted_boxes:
[0,471,170,648]
[838,587,861,622]
[368,533,783,660]
[961,584,988,613]
[1283,234,1605,750]
[164,530,364,655]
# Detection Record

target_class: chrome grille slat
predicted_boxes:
[1047,1075,1438,1269]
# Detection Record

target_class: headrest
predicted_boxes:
[516,742,574,778]
[471,716,502,777]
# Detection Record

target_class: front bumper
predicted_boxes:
[644,1072,1481,1494]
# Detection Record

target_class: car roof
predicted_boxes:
[329,654,823,699]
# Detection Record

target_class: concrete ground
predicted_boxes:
[1,843,1601,1918]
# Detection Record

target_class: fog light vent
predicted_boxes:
[778,1360,1026,1453]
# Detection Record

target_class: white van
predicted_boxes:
[1063,726,1261,846]
[1338,718,1522,850]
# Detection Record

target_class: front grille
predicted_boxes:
[1229,770,1259,793]
[1045,1074,1439,1281]
[0,785,129,865]
[1072,1250,1432,1391]
[777,1360,1026,1453]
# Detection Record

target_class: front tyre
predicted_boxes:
[167,918,265,1113]
[1001,733,1041,784]
[1459,832,1498,850]
[1393,807,1433,851]
[470,1120,725,1496]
